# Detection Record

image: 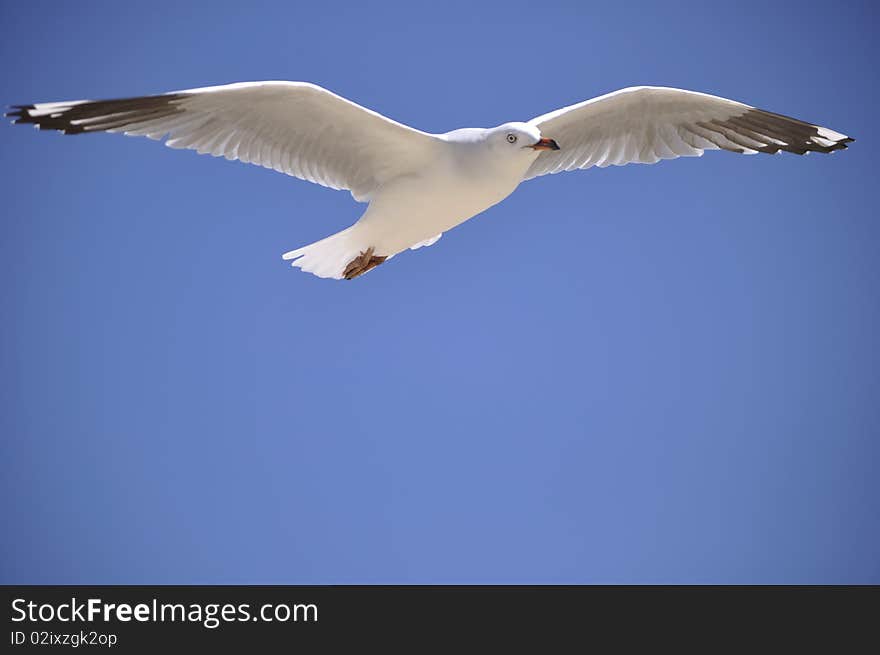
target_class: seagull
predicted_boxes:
[8,82,852,280]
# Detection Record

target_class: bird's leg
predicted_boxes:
[343,247,387,280]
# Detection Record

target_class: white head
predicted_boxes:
[485,122,560,156]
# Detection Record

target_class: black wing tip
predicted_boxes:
[6,105,33,120]
[6,105,55,130]
[798,135,854,155]
[7,93,188,135]
[7,102,82,133]
[742,108,854,156]
[6,107,85,134]
[824,137,853,153]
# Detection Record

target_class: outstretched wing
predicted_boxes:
[524,86,852,180]
[7,81,441,201]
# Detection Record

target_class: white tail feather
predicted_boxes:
[282,225,379,280]
[410,233,442,250]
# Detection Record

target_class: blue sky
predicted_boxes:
[1,0,877,583]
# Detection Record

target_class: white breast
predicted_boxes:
[354,139,536,255]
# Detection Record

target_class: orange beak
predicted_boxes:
[531,137,560,151]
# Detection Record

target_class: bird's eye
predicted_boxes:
[506,133,517,143]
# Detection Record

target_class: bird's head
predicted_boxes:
[487,122,560,155]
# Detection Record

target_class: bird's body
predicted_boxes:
[294,125,541,277]
[7,82,852,280]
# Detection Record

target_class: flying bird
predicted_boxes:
[7,82,852,280]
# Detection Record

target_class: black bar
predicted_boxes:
[3,586,877,650]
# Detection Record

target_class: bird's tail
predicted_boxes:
[281,225,381,280]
